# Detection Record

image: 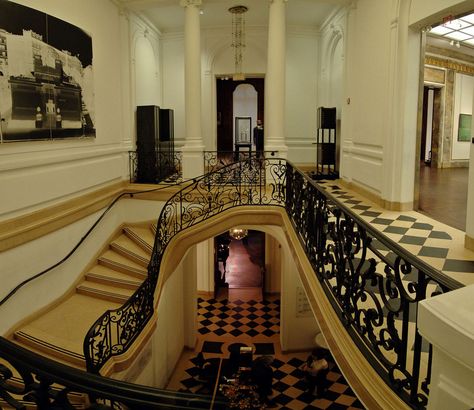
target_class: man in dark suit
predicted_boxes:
[253,120,264,157]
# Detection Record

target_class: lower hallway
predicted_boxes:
[166,290,365,410]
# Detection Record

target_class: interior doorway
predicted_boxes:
[214,230,265,299]
[420,86,442,166]
[216,77,264,152]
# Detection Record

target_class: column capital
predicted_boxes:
[180,0,202,7]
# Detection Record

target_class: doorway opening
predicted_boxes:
[214,230,265,300]
[216,77,264,154]
[415,20,472,231]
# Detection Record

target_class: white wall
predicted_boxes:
[452,73,473,160]
[0,198,164,334]
[285,30,319,164]
[161,25,319,162]
[0,0,132,221]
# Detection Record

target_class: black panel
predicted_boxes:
[317,107,336,129]
[136,105,160,183]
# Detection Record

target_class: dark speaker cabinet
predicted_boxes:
[136,106,176,183]
[136,105,160,183]
[159,109,175,178]
[313,107,338,180]
[317,107,336,129]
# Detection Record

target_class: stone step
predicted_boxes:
[85,265,143,290]
[110,234,151,267]
[76,280,135,304]
[123,226,155,253]
[98,250,148,279]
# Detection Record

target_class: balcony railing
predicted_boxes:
[203,150,277,174]
[129,150,182,183]
[0,157,464,409]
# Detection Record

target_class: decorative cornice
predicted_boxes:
[425,56,474,76]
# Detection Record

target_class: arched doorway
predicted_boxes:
[216,77,264,152]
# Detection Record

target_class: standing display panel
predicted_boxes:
[313,107,338,180]
[136,105,160,183]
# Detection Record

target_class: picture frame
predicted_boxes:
[235,116,251,145]
[458,113,472,142]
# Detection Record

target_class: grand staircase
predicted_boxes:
[8,222,157,372]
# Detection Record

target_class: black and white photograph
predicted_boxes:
[0,0,95,142]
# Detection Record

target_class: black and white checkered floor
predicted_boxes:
[318,182,474,286]
[166,296,364,409]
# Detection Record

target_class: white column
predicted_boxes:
[264,0,288,157]
[418,284,474,409]
[180,0,204,179]
[465,92,474,250]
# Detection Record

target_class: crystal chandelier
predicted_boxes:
[229,227,248,240]
[229,5,248,81]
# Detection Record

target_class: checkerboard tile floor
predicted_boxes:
[318,182,474,286]
[166,296,365,409]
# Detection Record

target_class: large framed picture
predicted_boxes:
[0,0,95,142]
[235,117,251,145]
[458,114,472,142]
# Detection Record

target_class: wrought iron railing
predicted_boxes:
[129,150,182,183]
[0,157,464,409]
[0,336,226,409]
[84,157,287,373]
[284,162,463,408]
[203,150,277,174]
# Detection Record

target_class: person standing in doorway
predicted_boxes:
[253,119,264,157]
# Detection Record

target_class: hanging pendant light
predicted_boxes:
[229,5,248,81]
[229,227,248,240]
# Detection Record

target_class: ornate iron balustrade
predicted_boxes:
[84,157,287,373]
[284,163,463,408]
[0,336,226,409]
[1,157,464,408]
[129,150,182,183]
[203,150,277,174]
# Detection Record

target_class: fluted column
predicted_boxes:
[264,0,288,157]
[181,0,204,179]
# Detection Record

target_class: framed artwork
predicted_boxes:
[235,116,251,145]
[458,114,471,142]
[0,0,95,143]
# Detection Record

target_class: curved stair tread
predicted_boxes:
[111,234,151,261]
[76,280,135,303]
[98,250,148,277]
[13,294,120,363]
[124,226,155,252]
[86,265,143,289]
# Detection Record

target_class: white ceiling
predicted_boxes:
[120,0,350,33]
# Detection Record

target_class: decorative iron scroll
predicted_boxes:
[203,150,277,174]
[129,150,182,184]
[285,163,463,407]
[0,157,462,408]
[84,157,287,373]
[0,337,225,409]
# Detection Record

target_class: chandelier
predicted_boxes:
[229,5,248,81]
[229,227,248,240]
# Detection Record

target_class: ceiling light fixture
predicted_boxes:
[229,5,248,81]
[229,227,248,240]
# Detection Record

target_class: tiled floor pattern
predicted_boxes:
[318,181,474,286]
[166,296,365,409]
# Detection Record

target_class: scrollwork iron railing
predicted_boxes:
[203,150,277,174]
[0,336,225,409]
[129,150,182,183]
[84,157,287,374]
[1,158,463,409]
[284,163,463,408]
